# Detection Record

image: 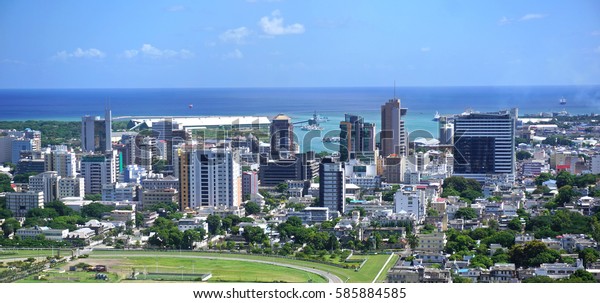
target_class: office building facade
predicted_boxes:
[453,109,517,181]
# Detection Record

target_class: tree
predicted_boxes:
[564,269,595,282]
[0,208,13,219]
[407,233,419,250]
[45,201,74,217]
[556,171,574,188]
[84,194,102,201]
[2,218,21,237]
[579,247,600,267]
[206,214,222,235]
[242,226,267,244]
[470,255,493,269]
[275,182,288,193]
[454,207,478,220]
[0,174,14,192]
[81,202,114,219]
[182,229,201,249]
[244,201,261,216]
[287,216,303,227]
[507,217,523,231]
[427,208,439,217]
[510,240,560,268]
[516,150,533,160]
[555,185,578,206]
[535,173,554,186]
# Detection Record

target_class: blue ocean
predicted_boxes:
[1,86,599,152]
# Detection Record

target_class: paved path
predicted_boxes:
[372,253,395,283]
[91,253,343,283]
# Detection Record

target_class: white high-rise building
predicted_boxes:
[394,185,426,223]
[29,171,60,203]
[80,150,118,194]
[179,147,241,209]
[58,176,85,198]
[319,157,346,214]
[45,150,77,177]
[102,182,138,201]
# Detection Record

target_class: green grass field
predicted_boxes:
[4,249,398,283]
[17,270,119,283]
[104,256,326,283]
[90,250,396,283]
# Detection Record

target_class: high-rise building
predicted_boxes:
[270,114,294,160]
[102,182,139,201]
[339,114,377,162]
[81,107,112,153]
[58,176,85,198]
[394,185,426,223]
[178,146,241,210]
[242,171,259,198]
[592,155,600,174]
[453,109,517,181]
[5,192,44,217]
[45,149,77,177]
[11,138,34,164]
[29,171,60,203]
[80,150,119,194]
[319,157,346,214]
[381,98,408,157]
[438,116,454,145]
[258,152,318,186]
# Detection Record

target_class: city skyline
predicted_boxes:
[1,0,600,88]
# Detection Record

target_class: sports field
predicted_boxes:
[2,249,398,283]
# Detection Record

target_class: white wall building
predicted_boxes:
[394,185,427,223]
[80,150,118,194]
[58,176,85,198]
[102,182,138,201]
[179,147,242,209]
[29,171,60,203]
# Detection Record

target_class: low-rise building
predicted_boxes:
[534,260,584,279]
[15,226,68,241]
[416,232,446,253]
[479,263,518,283]
[5,191,44,217]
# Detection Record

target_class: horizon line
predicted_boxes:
[1,83,600,90]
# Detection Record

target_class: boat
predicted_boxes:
[559,97,567,105]
[300,124,324,131]
[322,136,340,143]
[432,111,440,121]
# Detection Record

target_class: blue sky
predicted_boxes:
[1,0,599,88]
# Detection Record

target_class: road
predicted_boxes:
[90,253,344,283]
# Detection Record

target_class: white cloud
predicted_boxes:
[122,49,139,59]
[220,27,251,44]
[420,47,431,52]
[224,49,243,59]
[0,59,25,64]
[54,48,106,60]
[259,10,305,35]
[498,16,511,26]
[122,44,194,59]
[167,5,185,12]
[520,14,545,21]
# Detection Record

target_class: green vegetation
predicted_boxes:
[0,120,81,147]
[88,250,395,283]
[516,150,533,160]
[441,176,483,202]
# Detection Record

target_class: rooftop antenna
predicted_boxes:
[394,80,396,100]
